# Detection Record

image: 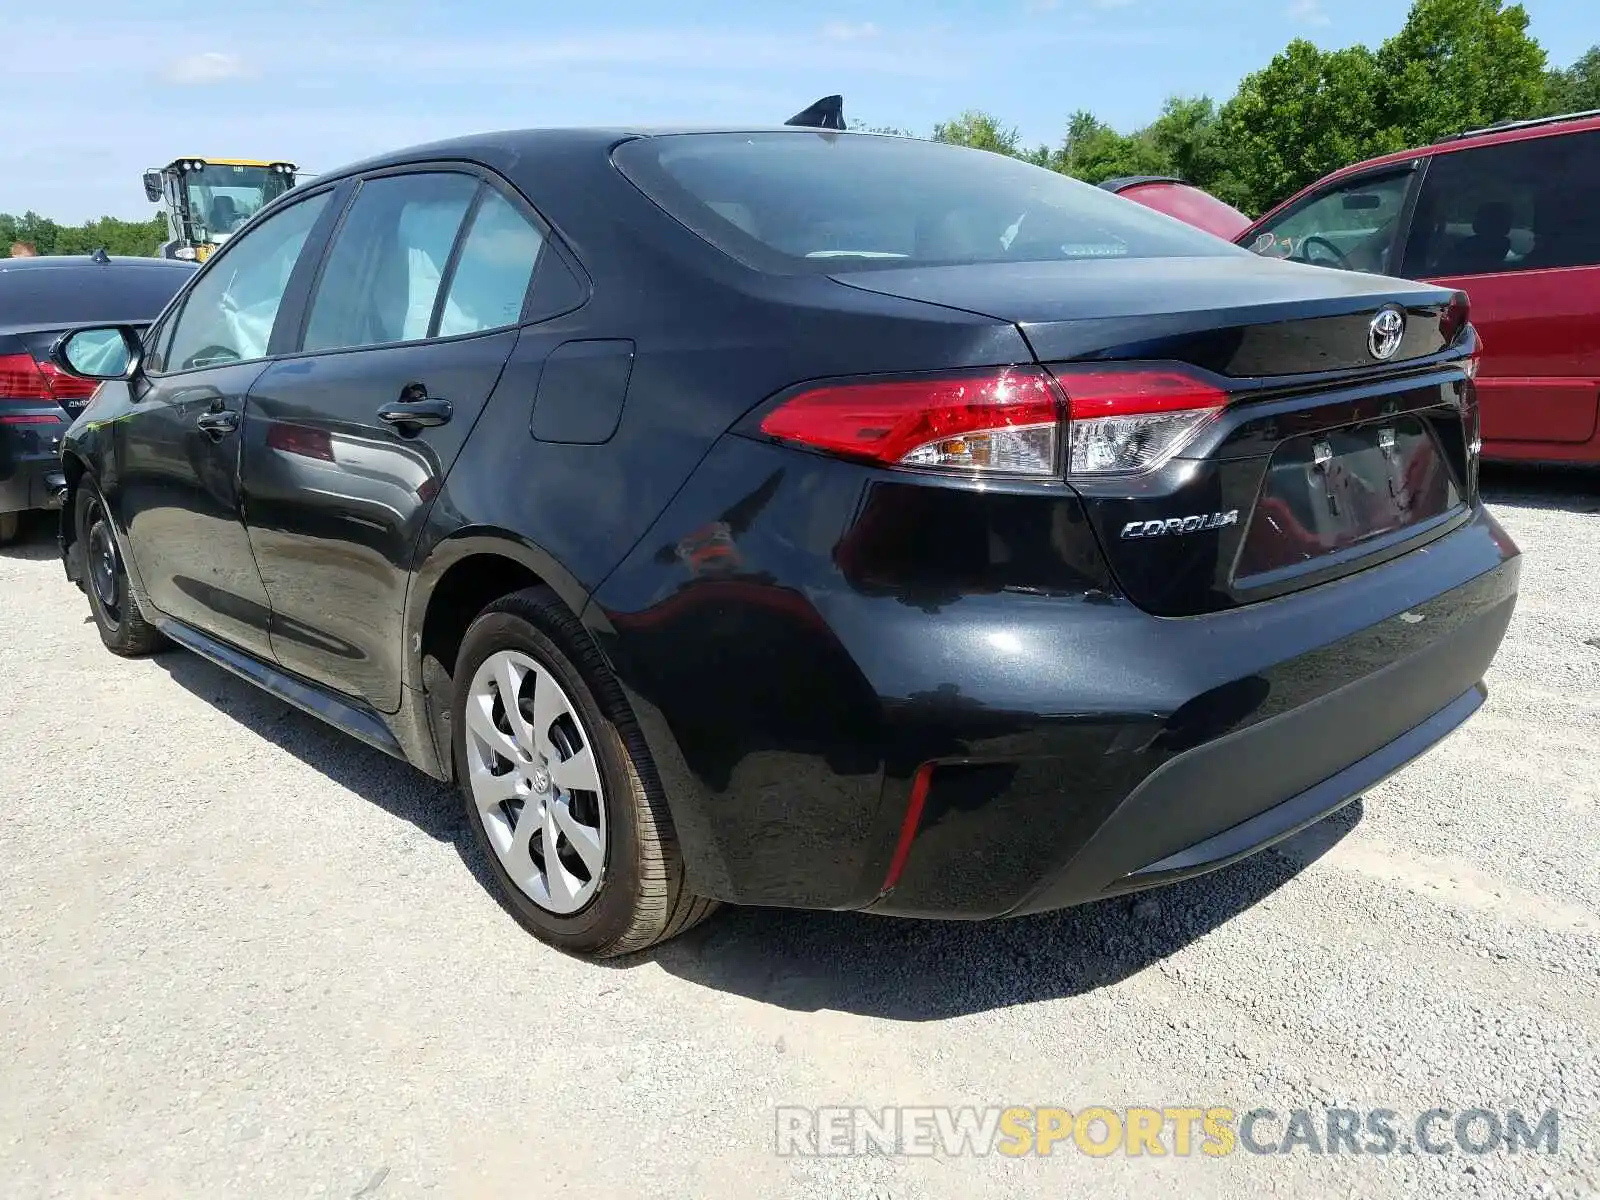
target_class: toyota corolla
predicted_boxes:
[50,126,1518,959]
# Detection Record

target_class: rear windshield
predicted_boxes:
[612,131,1242,272]
[0,262,192,329]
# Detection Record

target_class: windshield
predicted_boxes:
[612,132,1243,273]
[183,164,294,243]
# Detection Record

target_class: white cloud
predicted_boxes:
[159,51,254,86]
[821,20,879,41]
[1287,0,1331,26]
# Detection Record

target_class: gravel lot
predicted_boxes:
[2,467,1597,1200]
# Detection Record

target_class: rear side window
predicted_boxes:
[612,132,1242,273]
[303,172,478,352]
[436,188,544,336]
[1402,129,1600,278]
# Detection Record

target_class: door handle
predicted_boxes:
[195,409,239,438]
[378,397,453,428]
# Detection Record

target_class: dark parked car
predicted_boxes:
[1237,109,1600,464]
[0,252,195,543]
[51,126,1518,960]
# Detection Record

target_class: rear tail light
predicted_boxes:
[1049,366,1226,476]
[0,353,52,400]
[758,367,1062,476]
[0,351,98,404]
[38,361,99,400]
[757,363,1226,479]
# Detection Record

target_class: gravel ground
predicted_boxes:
[1,466,1597,1200]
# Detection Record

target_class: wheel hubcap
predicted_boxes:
[463,649,607,915]
[87,517,119,615]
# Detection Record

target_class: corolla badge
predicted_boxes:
[1367,306,1406,361]
[1120,510,1239,539]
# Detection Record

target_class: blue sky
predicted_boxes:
[5,0,1592,223]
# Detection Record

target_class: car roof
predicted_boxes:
[1246,109,1600,233]
[0,254,195,274]
[297,125,902,186]
[1340,108,1600,176]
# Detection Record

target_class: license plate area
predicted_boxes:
[1234,414,1464,584]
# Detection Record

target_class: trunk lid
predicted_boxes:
[829,255,1452,368]
[831,257,1479,617]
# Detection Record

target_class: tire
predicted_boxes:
[75,484,166,657]
[451,586,718,959]
[0,511,18,545]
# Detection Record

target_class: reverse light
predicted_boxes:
[759,368,1062,476]
[1050,366,1226,477]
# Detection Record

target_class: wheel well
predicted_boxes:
[60,456,86,541]
[419,553,545,684]
[59,455,88,572]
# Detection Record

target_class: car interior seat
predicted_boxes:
[1450,201,1513,274]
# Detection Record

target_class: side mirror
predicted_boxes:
[1342,193,1383,211]
[51,326,142,382]
[143,170,164,203]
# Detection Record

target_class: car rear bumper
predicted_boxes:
[589,437,1520,917]
[0,423,69,515]
[868,514,1518,919]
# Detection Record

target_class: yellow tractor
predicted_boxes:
[143,157,303,261]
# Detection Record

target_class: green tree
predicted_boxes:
[927,110,1041,164]
[1545,45,1600,114]
[2,212,166,257]
[1375,0,1548,145]
[1,211,62,255]
[1057,111,1169,184]
[1214,40,1394,215]
[1146,96,1223,187]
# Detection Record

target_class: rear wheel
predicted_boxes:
[451,587,717,958]
[76,485,165,657]
[0,512,19,545]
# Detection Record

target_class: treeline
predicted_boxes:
[879,0,1600,217]
[3,211,167,258]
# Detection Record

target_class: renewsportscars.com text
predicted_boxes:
[774,1105,1561,1159]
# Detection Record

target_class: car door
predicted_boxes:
[111,186,339,661]
[1399,130,1600,452]
[240,167,551,711]
[1240,166,1420,277]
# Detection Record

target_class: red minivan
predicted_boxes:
[1235,110,1600,465]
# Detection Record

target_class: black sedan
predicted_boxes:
[0,252,195,544]
[49,125,1518,959]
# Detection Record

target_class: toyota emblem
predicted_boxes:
[1368,306,1406,361]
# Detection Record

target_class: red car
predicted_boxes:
[1234,110,1600,465]
[1098,176,1254,241]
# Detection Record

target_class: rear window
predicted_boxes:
[0,262,192,328]
[612,131,1242,273]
